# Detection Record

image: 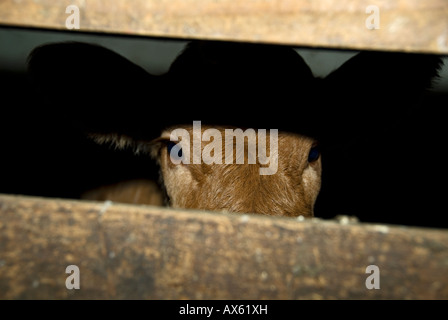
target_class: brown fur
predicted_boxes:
[83,125,321,217]
[150,125,321,217]
[82,179,164,206]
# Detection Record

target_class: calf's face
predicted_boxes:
[150,125,322,217]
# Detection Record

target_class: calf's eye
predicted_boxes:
[167,141,183,162]
[308,145,320,163]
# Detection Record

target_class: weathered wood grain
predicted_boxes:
[0,194,447,299]
[0,0,447,53]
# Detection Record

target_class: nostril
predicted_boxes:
[308,145,320,163]
[167,141,183,161]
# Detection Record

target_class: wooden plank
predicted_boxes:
[0,193,447,299]
[0,0,447,54]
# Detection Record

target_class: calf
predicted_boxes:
[90,124,321,217]
[27,41,443,225]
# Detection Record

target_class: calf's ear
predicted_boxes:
[27,42,164,141]
[316,51,443,145]
[325,51,442,92]
[87,132,170,162]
